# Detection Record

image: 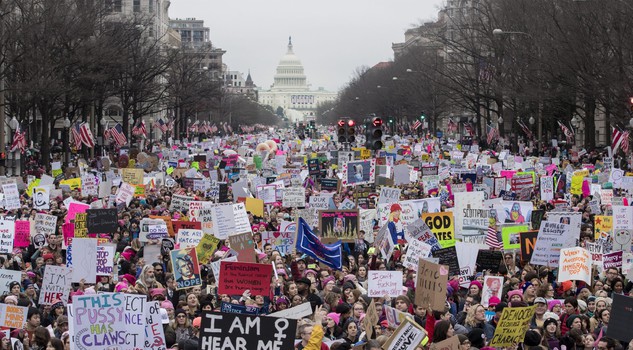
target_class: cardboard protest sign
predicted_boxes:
[282,187,305,208]
[198,312,296,350]
[72,293,147,350]
[489,306,535,347]
[121,168,144,184]
[608,294,633,342]
[557,247,591,284]
[429,336,460,350]
[367,270,402,297]
[0,270,22,295]
[13,220,30,248]
[96,245,115,276]
[362,300,379,340]
[319,210,359,242]
[170,248,202,290]
[144,301,167,350]
[519,230,538,262]
[197,234,220,264]
[422,212,455,248]
[176,228,203,249]
[383,317,428,350]
[531,222,573,266]
[501,224,529,250]
[415,259,448,310]
[228,232,256,263]
[69,238,98,283]
[0,219,14,254]
[39,266,72,305]
[86,208,118,234]
[217,261,272,297]
[0,304,27,329]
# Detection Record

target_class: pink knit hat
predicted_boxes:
[507,289,523,301]
[327,312,340,325]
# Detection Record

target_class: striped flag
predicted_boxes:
[295,217,342,270]
[485,224,503,249]
[463,122,475,136]
[155,118,168,133]
[486,124,498,144]
[447,118,458,133]
[621,130,630,154]
[79,123,95,148]
[558,120,574,144]
[109,123,127,147]
[132,120,147,138]
[412,120,422,130]
[71,123,82,150]
[9,128,26,153]
[188,120,199,133]
[518,120,533,139]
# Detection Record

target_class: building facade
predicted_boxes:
[258,37,337,122]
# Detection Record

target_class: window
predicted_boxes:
[149,0,153,12]
[105,0,122,12]
[133,0,141,12]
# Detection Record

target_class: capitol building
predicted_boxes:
[258,37,337,123]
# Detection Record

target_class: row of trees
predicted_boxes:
[327,0,633,150]
[0,0,278,167]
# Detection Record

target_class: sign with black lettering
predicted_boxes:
[86,209,118,234]
[489,306,535,347]
[432,246,460,277]
[475,250,502,273]
[199,311,296,350]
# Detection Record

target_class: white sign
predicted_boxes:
[309,195,331,209]
[558,247,592,284]
[282,187,306,208]
[540,176,554,201]
[402,240,432,271]
[0,219,14,254]
[32,186,51,210]
[69,238,98,283]
[116,182,135,206]
[613,205,633,230]
[531,222,573,266]
[2,184,19,210]
[177,229,203,249]
[379,187,402,204]
[367,270,403,297]
[0,270,22,295]
[39,266,72,305]
[35,213,57,236]
[268,302,313,320]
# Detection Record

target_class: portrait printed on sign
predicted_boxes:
[482,276,504,307]
[319,210,359,241]
[342,159,375,186]
[170,248,202,290]
[503,201,532,224]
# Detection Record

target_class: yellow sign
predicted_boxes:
[74,213,87,238]
[490,306,536,347]
[360,149,371,159]
[422,212,455,248]
[134,184,146,198]
[197,234,220,264]
[26,179,41,198]
[52,168,62,178]
[570,175,583,195]
[594,215,612,240]
[121,168,144,184]
[166,167,174,175]
[191,162,199,170]
[60,178,81,191]
[245,197,264,217]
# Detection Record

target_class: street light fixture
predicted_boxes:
[492,28,533,38]
[529,116,535,125]
[629,117,633,128]
[149,117,154,149]
[498,116,503,124]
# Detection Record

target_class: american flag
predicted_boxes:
[71,123,82,150]
[132,120,147,138]
[447,118,458,133]
[486,124,498,144]
[621,130,630,154]
[557,120,574,144]
[211,123,218,133]
[166,118,174,132]
[154,118,168,133]
[9,128,26,153]
[485,224,503,249]
[518,120,533,139]
[79,123,95,148]
[109,123,127,147]
[412,120,422,130]
[188,120,199,133]
[463,122,475,136]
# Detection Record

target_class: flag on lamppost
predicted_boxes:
[79,123,95,148]
[71,123,82,150]
[518,120,533,139]
[9,128,26,153]
[108,123,127,147]
[557,121,574,144]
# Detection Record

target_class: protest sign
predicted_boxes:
[170,194,194,212]
[260,230,295,255]
[139,218,169,242]
[0,219,14,254]
[197,234,220,264]
[433,246,460,277]
[69,238,98,283]
[406,218,441,251]
[482,276,504,307]
[475,250,503,273]
[586,242,603,265]
[256,184,277,204]
[557,247,591,284]
[96,245,115,276]
[422,212,455,248]
[519,230,538,262]
[319,210,359,242]
[220,302,269,315]
[86,208,118,234]
[501,224,529,250]
[367,270,402,297]
[378,187,402,204]
[608,294,633,342]
[170,247,202,290]
[402,239,432,271]
[0,304,27,329]
[490,306,536,347]
[540,176,554,201]
[342,159,376,186]
[172,220,201,234]
[383,318,428,350]
[363,300,379,340]
[228,232,256,263]
[121,168,144,184]
[144,301,167,350]
[72,293,146,350]
[309,195,331,209]
[218,261,272,297]
[415,259,448,310]
[2,183,20,210]
[282,187,305,208]
[39,266,72,305]
[531,222,573,266]
[66,202,90,224]
[13,220,30,248]
[32,186,51,210]
[209,256,237,284]
[0,270,21,295]
[429,336,460,350]
[34,213,57,239]
[176,229,203,249]
[268,302,313,320]
[115,182,135,206]
[74,213,87,238]
[603,251,623,269]
[198,312,296,350]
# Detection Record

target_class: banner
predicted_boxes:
[558,247,591,284]
[341,159,376,186]
[218,261,272,297]
[540,176,554,201]
[422,212,455,248]
[367,270,402,297]
[0,304,27,329]
[121,168,144,185]
[198,312,296,350]
[72,293,147,350]
[196,234,220,264]
[415,259,448,310]
[475,250,503,273]
[170,247,202,290]
[296,217,342,270]
[39,266,72,305]
[86,209,118,234]
[74,213,87,238]
[378,187,402,204]
[220,302,269,315]
[139,218,169,242]
[603,251,623,269]
[490,306,535,347]
[268,302,313,320]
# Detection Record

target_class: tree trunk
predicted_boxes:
[40,109,51,170]
[584,95,596,150]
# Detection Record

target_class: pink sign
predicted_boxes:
[14,221,30,248]
[65,202,90,224]
[62,223,74,248]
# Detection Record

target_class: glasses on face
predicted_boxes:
[177,315,186,318]
[155,269,163,272]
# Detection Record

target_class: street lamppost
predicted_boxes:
[129,117,134,148]
[9,116,18,175]
[63,117,71,167]
[99,117,106,156]
[187,118,191,141]
[148,117,154,151]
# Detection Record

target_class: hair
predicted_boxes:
[48,338,65,350]
[536,283,551,298]
[27,306,41,321]
[564,296,578,309]
[465,304,485,328]
[33,327,51,347]
[598,308,610,322]
[610,278,624,291]
[433,320,452,343]
[598,337,616,350]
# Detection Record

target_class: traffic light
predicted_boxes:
[338,119,356,143]
[366,117,383,150]
[420,111,426,120]
[337,120,347,142]
[347,120,356,143]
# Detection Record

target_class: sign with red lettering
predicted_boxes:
[557,247,591,284]
[172,220,201,234]
[218,261,273,297]
[39,265,72,305]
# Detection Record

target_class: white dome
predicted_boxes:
[271,37,308,91]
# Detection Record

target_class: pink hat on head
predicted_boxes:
[469,280,483,290]
[115,282,128,293]
[84,287,96,295]
[327,312,340,325]
[507,289,523,301]
[488,296,501,307]
[344,274,356,283]
[161,300,174,310]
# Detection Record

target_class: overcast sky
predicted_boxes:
[169,0,445,93]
